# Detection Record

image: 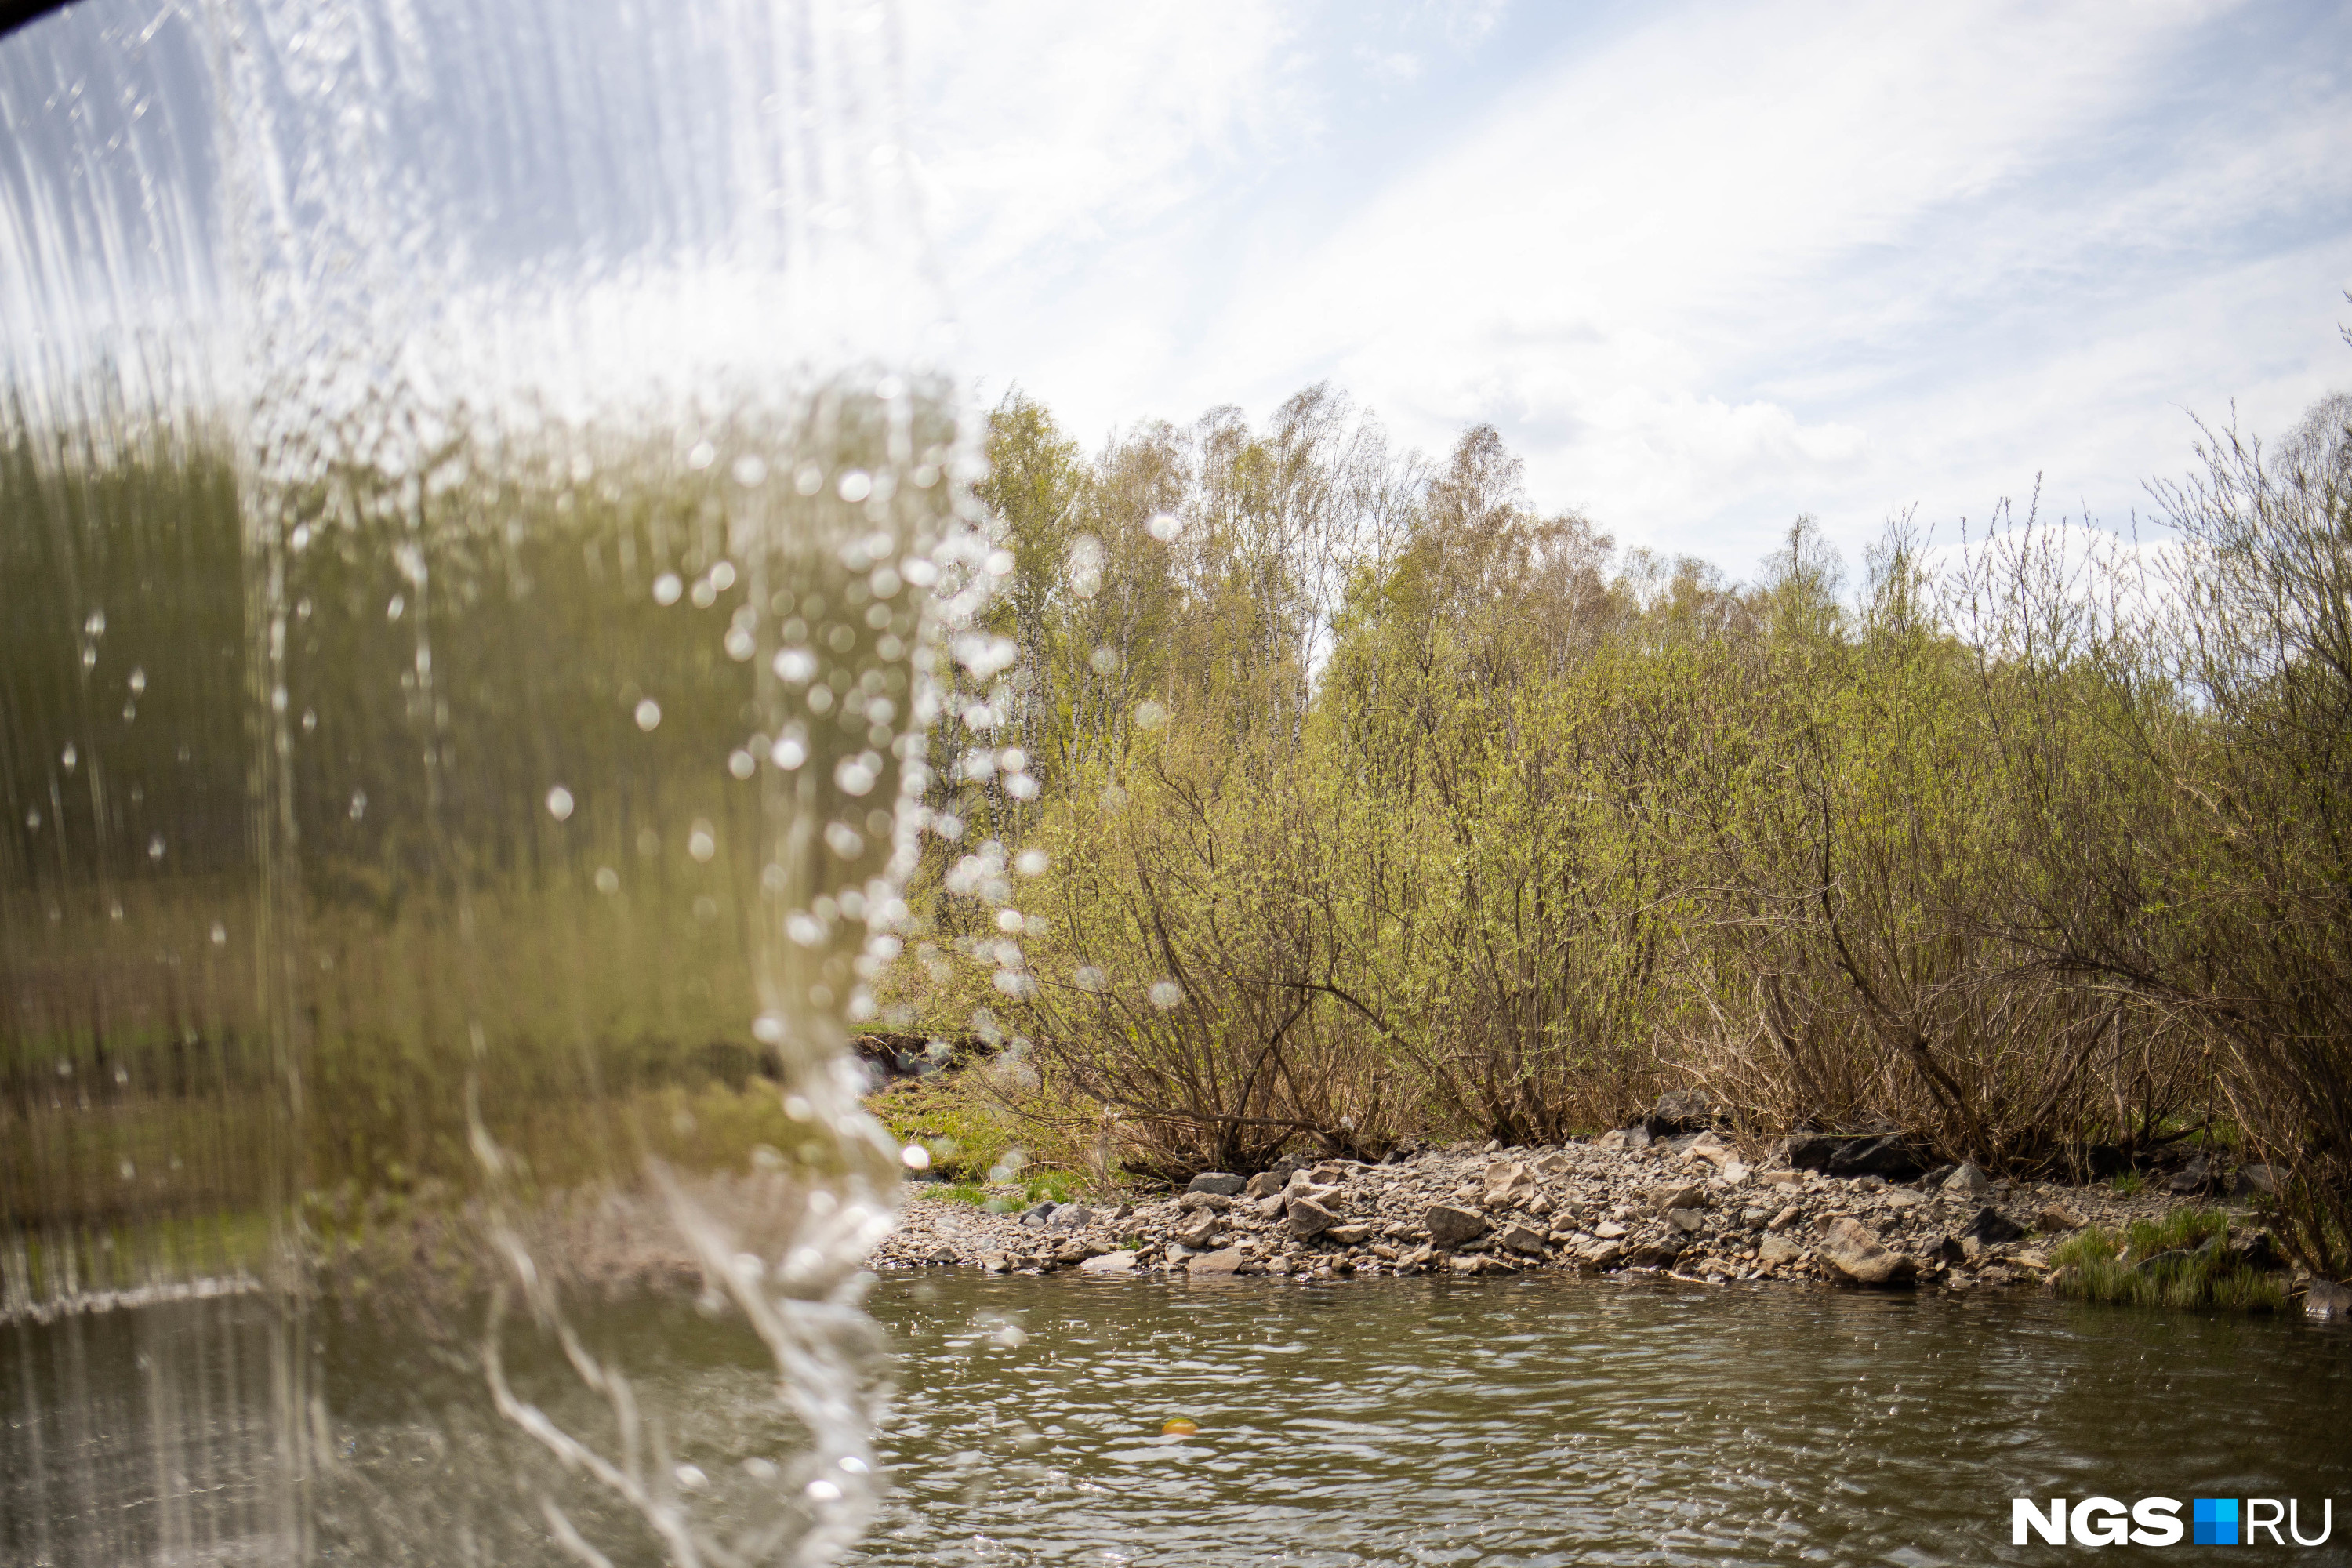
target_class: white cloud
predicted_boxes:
[906,0,2352,572]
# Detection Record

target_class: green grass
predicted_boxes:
[2107,1169,2147,1196]
[2050,1208,2286,1312]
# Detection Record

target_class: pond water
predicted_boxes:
[9,1270,2347,1565]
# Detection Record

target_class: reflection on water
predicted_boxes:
[10,1275,2345,1566]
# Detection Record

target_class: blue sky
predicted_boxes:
[903,0,2352,573]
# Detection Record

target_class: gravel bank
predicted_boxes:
[869,1129,2254,1294]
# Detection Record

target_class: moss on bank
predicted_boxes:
[2049,1208,2288,1312]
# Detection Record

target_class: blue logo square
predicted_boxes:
[2194,1498,2239,1546]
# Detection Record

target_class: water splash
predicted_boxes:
[2,1,969,1560]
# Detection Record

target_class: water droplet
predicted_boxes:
[770,736,808,770]
[794,461,825,496]
[825,822,866,858]
[688,822,716,862]
[652,572,683,605]
[724,626,757,661]
[545,785,575,821]
[753,1014,786,1044]
[709,561,738,591]
[691,578,718,608]
[694,895,719,921]
[1075,965,1105,993]
[743,1457,779,1483]
[147,833,165,862]
[289,525,312,553]
[594,866,621,895]
[1147,512,1181,542]
[687,440,716,470]
[301,708,318,733]
[1091,645,1119,673]
[784,1094,814,1120]
[349,790,366,821]
[837,470,873,503]
[835,757,877,797]
[24,808,41,830]
[84,609,106,637]
[127,666,146,693]
[728,749,757,779]
[387,593,404,620]
[996,909,1025,935]
[804,1479,842,1504]
[732,455,768,487]
[984,549,1014,576]
[674,1464,708,1492]
[1149,980,1183,1010]
[1017,849,1047,876]
[636,828,661,858]
[772,647,816,684]
[902,1143,931,1171]
[634,698,662,731]
[211,922,227,946]
[81,647,96,670]
[1136,700,1169,731]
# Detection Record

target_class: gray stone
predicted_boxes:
[1019,1201,1057,1228]
[1646,1088,1727,1136]
[1177,1190,1234,1213]
[1174,1211,1223,1250]
[2234,1163,2280,1200]
[2303,1279,2352,1321]
[1578,1240,1626,1270]
[1787,1131,1927,1181]
[1050,1203,1094,1229]
[1961,1206,2028,1246]
[1817,1216,1917,1287]
[1943,1163,1991,1197]
[1187,1171,1246,1196]
[1480,1159,1534,1208]
[1287,1196,1341,1240]
[1758,1233,1804,1266]
[2035,1203,2085,1232]
[1187,1247,1246,1277]
[1624,1239,1683,1269]
[1326,1223,1371,1246]
[1496,1221,1549,1256]
[1651,1181,1709,1214]
[1881,1189,1925,1210]
[1425,1203,1490,1248]
[1594,1218,1628,1240]
[1767,1204,1802,1231]
[1243,1170,1285,1200]
[1667,1207,1707,1234]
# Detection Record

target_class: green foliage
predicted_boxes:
[2051,1210,2285,1312]
[866,1072,1023,1184]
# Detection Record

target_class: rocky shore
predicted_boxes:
[870,1123,2275,1298]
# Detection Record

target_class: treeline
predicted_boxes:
[891,380,2352,1281]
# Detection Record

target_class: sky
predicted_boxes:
[899,0,2352,575]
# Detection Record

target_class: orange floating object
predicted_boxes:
[1160,1418,1199,1436]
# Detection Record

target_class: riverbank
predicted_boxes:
[873,1127,2309,1305]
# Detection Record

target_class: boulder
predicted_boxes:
[1326,1224,1371,1246]
[1646,1089,1727,1137]
[2234,1163,2280,1200]
[1532,1150,1573,1178]
[1758,1234,1804,1266]
[1243,1170,1285,1200]
[1050,1203,1094,1229]
[2303,1279,2351,1322]
[1425,1203,1490,1248]
[1577,1240,1626,1270]
[1077,1250,1136,1274]
[1942,1163,1991,1197]
[1787,1131,1929,1181]
[1174,1211,1223,1250]
[1817,1217,1917,1287]
[1187,1171,1246,1196]
[1650,1181,1709,1214]
[1186,1247,1246,1277]
[1286,1196,1341,1240]
[2168,1154,2219,1196]
[1480,1159,1534,1209]
[1019,1202,1058,1228]
[1593,1218,1628,1240]
[1624,1239,1684,1269]
[1960,1206,2028,1247]
[1666,1207,1707,1234]
[2035,1203,2085,1232]
[1496,1221,1549,1257]
[1177,1190,1233,1213]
